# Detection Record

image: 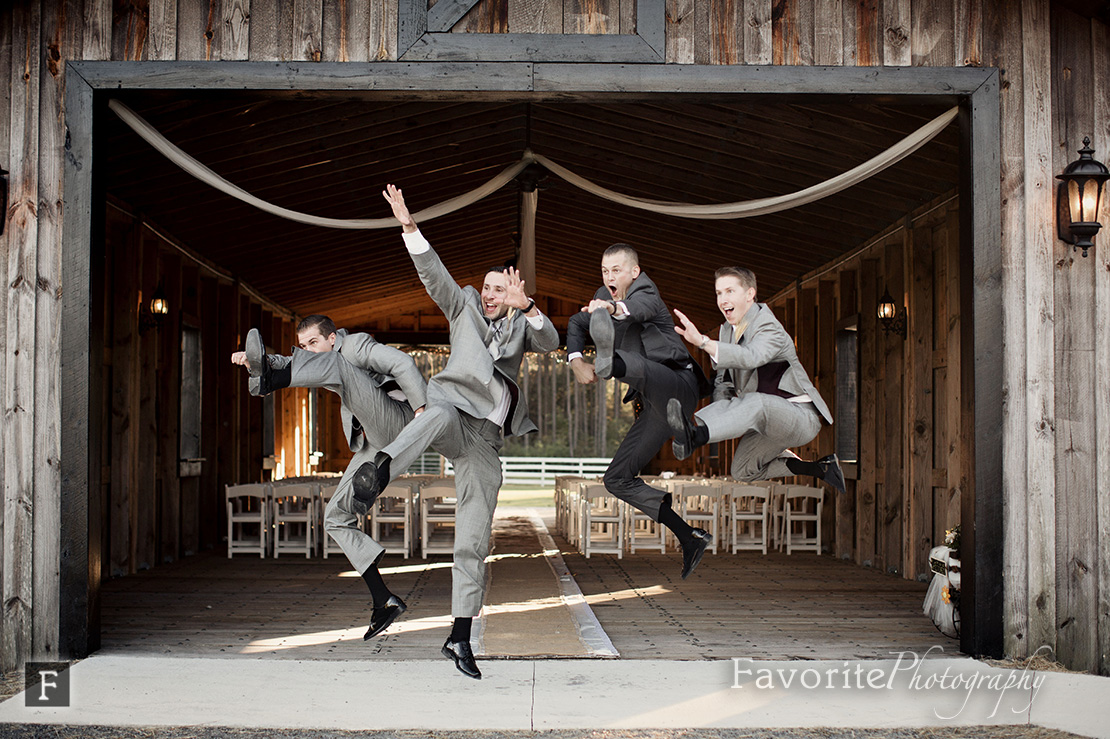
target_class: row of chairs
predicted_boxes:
[554,476,826,557]
[225,475,460,559]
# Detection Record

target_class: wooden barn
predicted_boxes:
[1,0,1109,676]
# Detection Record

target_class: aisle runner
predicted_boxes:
[478,511,617,658]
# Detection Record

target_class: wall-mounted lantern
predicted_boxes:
[141,284,170,333]
[1056,137,1109,257]
[877,287,906,339]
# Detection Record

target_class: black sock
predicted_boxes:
[450,617,472,643]
[690,420,710,448]
[785,457,821,478]
[610,354,627,378]
[657,494,695,547]
[362,565,392,608]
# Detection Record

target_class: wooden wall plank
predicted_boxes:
[109,217,139,577]
[216,281,239,510]
[906,222,933,580]
[813,0,842,66]
[199,275,220,549]
[836,268,856,561]
[881,238,904,575]
[146,0,177,61]
[135,235,158,571]
[326,0,369,60]
[1021,0,1057,658]
[708,0,741,64]
[180,264,200,556]
[983,0,1029,661]
[954,0,982,67]
[1050,5,1096,672]
[3,0,42,672]
[911,0,953,67]
[843,0,878,66]
[772,0,814,65]
[881,0,909,66]
[1093,11,1110,680]
[248,0,295,60]
[222,0,251,59]
[943,208,965,542]
[112,0,149,60]
[174,0,209,59]
[84,0,112,59]
[158,251,182,564]
[816,279,837,553]
[294,0,324,61]
[665,0,694,63]
[0,2,12,632]
[743,0,771,64]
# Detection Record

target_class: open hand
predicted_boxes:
[504,267,531,310]
[672,309,705,346]
[582,298,615,315]
[382,184,417,231]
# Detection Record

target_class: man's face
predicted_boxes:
[297,327,336,353]
[481,270,511,320]
[601,253,640,301]
[715,275,756,326]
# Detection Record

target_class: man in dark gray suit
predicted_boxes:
[567,243,713,581]
[667,266,845,491]
[349,184,560,679]
[232,315,426,643]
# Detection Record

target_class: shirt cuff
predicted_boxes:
[402,229,431,254]
[525,312,544,329]
[567,351,584,362]
[614,301,630,320]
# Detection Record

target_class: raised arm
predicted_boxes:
[713,321,789,370]
[339,332,428,411]
[383,184,467,319]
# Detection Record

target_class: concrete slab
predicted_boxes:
[1,654,1105,737]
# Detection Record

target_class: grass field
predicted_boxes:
[496,484,555,508]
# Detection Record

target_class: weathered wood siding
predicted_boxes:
[0,0,1108,675]
[763,195,967,583]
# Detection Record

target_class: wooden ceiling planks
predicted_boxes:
[101,94,959,334]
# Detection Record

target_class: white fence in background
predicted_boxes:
[414,455,611,486]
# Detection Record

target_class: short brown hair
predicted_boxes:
[297,314,337,338]
[714,266,757,295]
[602,243,639,267]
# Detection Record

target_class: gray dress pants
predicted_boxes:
[285,349,414,574]
[695,394,822,481]
[380,403,503,618]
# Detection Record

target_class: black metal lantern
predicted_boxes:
[877,287,906,339]
[141,284,170,333]
[1056,137,1110,257]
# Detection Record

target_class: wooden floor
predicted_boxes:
[100,511,959,661]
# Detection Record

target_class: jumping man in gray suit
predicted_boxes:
[232,315,426,642]
[350,184,560,679]
[667,266,845,491]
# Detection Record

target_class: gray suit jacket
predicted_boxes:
[410,238,559,438]
[332,329,428,452]
[712,303,833,424]
[271,329,428,452]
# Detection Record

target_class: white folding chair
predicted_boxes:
[727,483,772,554]
[678,482,723,555]
[783,485,825,554]
[226,483,271,558]
[579,483,624,559]
[372,481,418,558]
[272,482,318,558]
[626,489,666,554]
[421,479,457,558]
[318,483,347,559]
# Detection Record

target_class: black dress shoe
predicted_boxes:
[817,453,846,494]
[351,460,385,515]
[667,398,695,460]
[364,595,406,640]
[245,328,265,378]
[681,528,712,579]
[442,637,482,679]
[590,307,616,379]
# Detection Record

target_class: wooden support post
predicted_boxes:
[858,259,879,567]
[817,280,836,553]
[158,252,182,564]
[199,276,221,551]
[881,238,904,575]
[906,221,934,581]
[180,264,200,557]
[136,236,158,571]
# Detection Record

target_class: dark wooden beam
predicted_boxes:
[60,66,98,658]
[961,69,1003,659]
[399,32,663,63]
